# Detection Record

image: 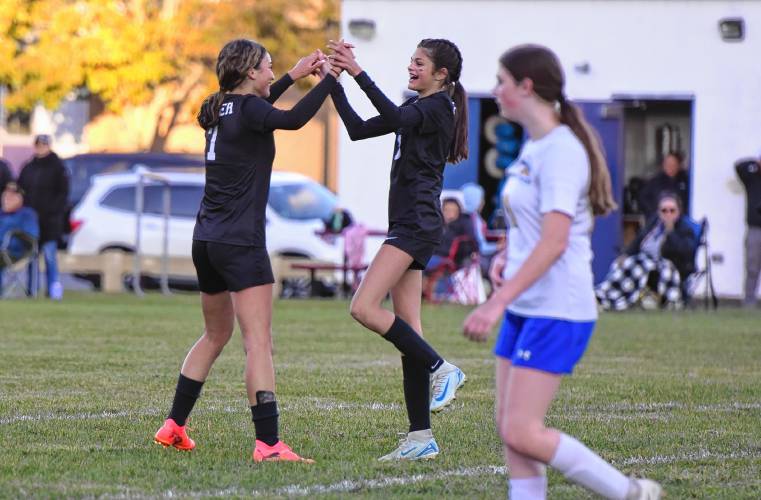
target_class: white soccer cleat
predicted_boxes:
[628,478,663,500]
[378,429,440,461]
[430,361,466,412]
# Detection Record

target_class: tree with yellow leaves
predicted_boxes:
[0,0,338,151]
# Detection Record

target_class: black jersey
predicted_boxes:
[193,74,337,247]
[331,72,454,243]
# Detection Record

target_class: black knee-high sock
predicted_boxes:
[401,356,431,432]
[168,374,204,426]
[383,316,444,372]
[251,391,279,446]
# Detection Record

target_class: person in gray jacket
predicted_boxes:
[735,153,761,308]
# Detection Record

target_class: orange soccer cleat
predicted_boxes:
[153,418,195,451]
[252,440,314,463]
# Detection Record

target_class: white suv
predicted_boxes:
[69,171,346,264]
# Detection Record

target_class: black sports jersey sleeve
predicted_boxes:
[353,71,425,129]
[330,82,396,140]
[266,74,294,104]
[241,74,337,131]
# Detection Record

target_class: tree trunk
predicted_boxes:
[148,63,204,152]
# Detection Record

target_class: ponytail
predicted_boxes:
[559,99,617,216]
[449,80,469,163]
[418,38,469,164]
[197,91,226,130]
[198,39,267,130]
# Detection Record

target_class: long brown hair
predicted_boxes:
[499,44,617,216]
[418,38,468,163]
[197,39,267,130]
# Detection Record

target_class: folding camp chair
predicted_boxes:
[0,229,38,298]
[682,217,718,309]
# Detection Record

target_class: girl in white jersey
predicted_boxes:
[463,45,662,500]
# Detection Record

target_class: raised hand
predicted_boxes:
[327,39,362,77]
[288,50,327,80]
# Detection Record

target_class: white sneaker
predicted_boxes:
[377,429,439,461]
[430,361,466,412]
[627,478,663,500]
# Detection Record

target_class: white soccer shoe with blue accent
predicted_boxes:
[378,429,440,461]
[430,361,466,412]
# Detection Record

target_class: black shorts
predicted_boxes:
[382,231,438,271]
[192,240,274,294]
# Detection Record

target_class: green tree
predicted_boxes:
[0,0,339,151]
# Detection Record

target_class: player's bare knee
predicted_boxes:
[242,331,272,352]
[349,299,371,327]
[204,328,233,351]
[502,420,541,455]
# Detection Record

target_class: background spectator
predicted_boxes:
[0,157,13,193]
[735,153,761,308]
[17,135,69,300]
[461,182,503,277]
[425,197,474,273]
[0,182,39,294]
[596,192,697,310]
[639,151,690,219]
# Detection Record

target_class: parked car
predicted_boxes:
[60,153,205,248]
[69,170,347,287]
[64,152,205,209]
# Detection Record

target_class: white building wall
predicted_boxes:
[339,0,761,299]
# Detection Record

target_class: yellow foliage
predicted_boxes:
[2,0,339,150]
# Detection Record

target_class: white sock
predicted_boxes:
[408,428,433,441]
[509,476,547,500]
[434,360,454,374]
[549,433,630,499]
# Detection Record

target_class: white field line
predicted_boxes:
[0,399,400,425]
[9,451,761,499]
[2,400,756,425]
[252,466,507,498]
[557,401,761,412]
[165,450,758,498]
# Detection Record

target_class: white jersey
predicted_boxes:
[501,125,597,321]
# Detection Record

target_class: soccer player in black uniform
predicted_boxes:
[153,39,340,463]
[328,38,469,460]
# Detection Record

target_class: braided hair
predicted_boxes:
[198,39,267,130]
[418,38,469,163]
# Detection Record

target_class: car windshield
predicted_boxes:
[268,181,337,221]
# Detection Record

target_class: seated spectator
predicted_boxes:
[595,192,697,310]
[461,182,505,277]
[425,197,474,273]
[638,151,690,219]
[0,182,39,293]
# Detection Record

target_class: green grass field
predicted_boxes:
[1,293,760,498]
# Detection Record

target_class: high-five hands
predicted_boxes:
[327,39,363,77]
[288,50,328,80]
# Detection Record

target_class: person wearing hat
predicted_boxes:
[0,182,39,295]
[17,135,68,300]
[735,151,761,308]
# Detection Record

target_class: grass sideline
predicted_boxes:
[1,293,760,498]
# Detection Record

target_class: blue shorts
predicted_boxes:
[493,311,595,374]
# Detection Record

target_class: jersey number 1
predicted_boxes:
[207,126,218,161]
